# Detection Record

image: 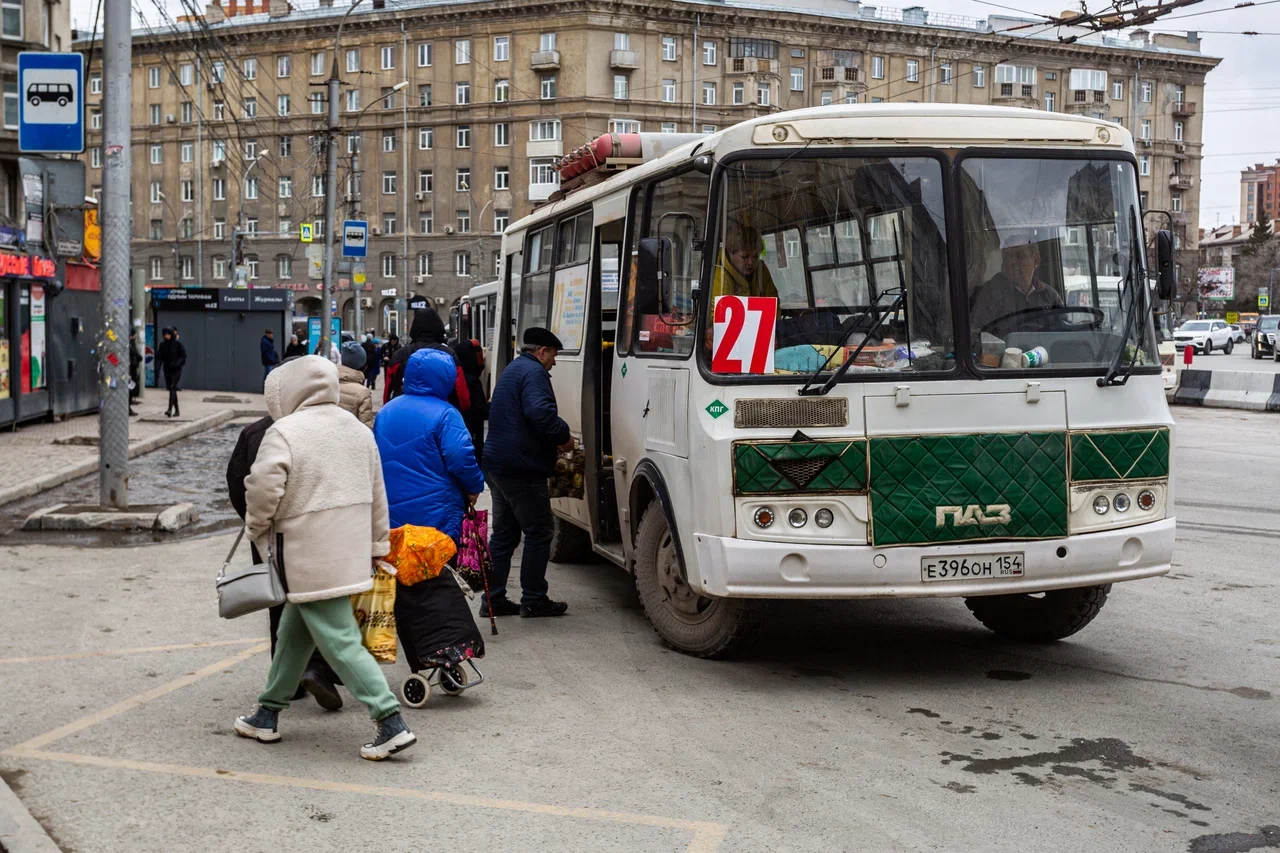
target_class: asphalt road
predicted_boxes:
[0,406,1276,853]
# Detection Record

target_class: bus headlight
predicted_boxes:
[753,507,776,529]
[1070,480,1166,534]
[1093,495,1111,515]
[1112,493,1131,513]
[814,508,834,528]
[788,508,808,528]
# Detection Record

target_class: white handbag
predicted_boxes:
[216,526,287,619]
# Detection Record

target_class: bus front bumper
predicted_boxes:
[691,518,1175,599]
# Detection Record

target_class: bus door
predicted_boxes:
[583,220,624,553]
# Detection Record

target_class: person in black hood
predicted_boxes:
[384,307,471,411]
[453,338,489,466]
[128,329,142,417]
[155,327,187,417]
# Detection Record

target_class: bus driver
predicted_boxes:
[969,230,1063,338]
[712,221,779,301]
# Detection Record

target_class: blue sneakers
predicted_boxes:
[234,705,281,743]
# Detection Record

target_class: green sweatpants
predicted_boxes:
[259,597,400,722]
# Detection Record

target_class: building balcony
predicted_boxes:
[1170,174,1194,190]
[529,181,559,202]
[1173,101,1197,117]
[729,57,773,75]
[609,49,638,70]
[818,66,859,84]
[530,50,560,70]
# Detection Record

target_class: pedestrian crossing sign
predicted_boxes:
[300,223,313,243]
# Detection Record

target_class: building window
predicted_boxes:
[530,120,560,141]
[277,255,292,278]
[940,63,952,85]
[277,94,290,116]
[213,256,227,279]
[455,251,471,277]
[495,166,509,190]
[614,75,629,100]
[495,79,509,102]
[609,118,640,134]
[148,66,160,88]
[457,209,471,233]
[245,218,258,236]
[345,90,360,112]
[149,219,163,239]
[419,84,432,106]
[541,75,557,99]
[871,56,884,79]
[179,63,194,85]
[380,87,395,109]
[150,257,162,281]
[906,59,919,82]
[381,45,395,70]
[1175,84,1186,105]
[530,158,558,188]
[310,92,323,114]
[1,82,15,128]
[181,142,193,162]
[820,90,832,106]
[417,253,432,276]
[90,146,102,168]
[759,82,773,106]
[179,256,193,280]
[383,214,397,235]
[493,36,509,62]
[383,171,396,194]
[149,181,162,203]
[419,214,433,234]
[310,51,325,76]
[181,180,194,202]
[213,179,226,200]
[1172,194,1182,213]
[383,130,396,152]
[1112,80,1124,100]
[247,257,259,280]
[245,139,257,159]
[382,253,396,277]
[455,81,470,105]
[456,125,470,148]
[703,40,717,65]
[972,64,985,88]
[213,101,224,120]
[702,81,716,105]
[278,176,292,198]
[494,122,509,146]
[150,144,163,164]
[1139,154,1150,176]
[1141,81,1152,102]
[1174,121,1184,142]
[662,79,677,103]
[312,176,324,196]
[149,104,161,125]
[275,55,289,78]
[419,127,433,149]
[491,210,508,233]
[540,32,557,51]
[662,36,677,61]
[732,82,744,105]
[89,73,101,94]
[1140,119,1151,139]
[213,219,225,240]
[244,177,258,200]
[244,98,257,118]
[1044,91,1055,112]
[455,39,470,64]
[702,124,716,134]
[346,49,359,73]
[91,109,101,129]
[661,122,677,133]
[456,168,470,191]
[790,66,803,91]
[418,170,433,193]
[418,43,432,67]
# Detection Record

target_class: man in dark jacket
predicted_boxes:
[128,329,141,417]
[361,333,379,388]
[155,327,187,418]
[225,404,343,711]
[385,308,471,411]
[454,338,488,466]
[481,326,573,618]
[260,328,280,383]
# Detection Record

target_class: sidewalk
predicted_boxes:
[0,389,267,506]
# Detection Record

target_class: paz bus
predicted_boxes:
[490,105,1177,658]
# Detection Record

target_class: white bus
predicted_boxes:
[491,105,1177,658]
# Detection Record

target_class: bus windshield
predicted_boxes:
[709,155,953,375]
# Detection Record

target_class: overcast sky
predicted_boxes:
[69,0,1278,231]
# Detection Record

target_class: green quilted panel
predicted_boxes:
[733,440,868,495]
[1070,429,1170,482]
[869,432,1068,546]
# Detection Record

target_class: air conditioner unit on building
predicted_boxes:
[414,192,425,201]
[371,226,381,235]
[361,298,372,308]
[166,114,176,123]
[1139,138,1152,147]
[415,275,426,284]
[443,225,454,234]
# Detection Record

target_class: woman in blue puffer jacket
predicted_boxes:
[374,348,487,676]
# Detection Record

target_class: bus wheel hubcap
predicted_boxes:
[656,529,714,624]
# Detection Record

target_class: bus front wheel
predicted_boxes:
[633,503,766,658]
[964,584,1111,642]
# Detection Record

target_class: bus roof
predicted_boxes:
[464,280,499,300]
[505,103,1133,237]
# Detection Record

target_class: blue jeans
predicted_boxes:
[484,471,553,606]
[264,363,275,382]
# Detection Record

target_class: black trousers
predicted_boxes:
[164,369,182,413]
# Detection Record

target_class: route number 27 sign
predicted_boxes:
[712,295,778,374]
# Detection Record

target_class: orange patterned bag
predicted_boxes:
[385,525,457,587]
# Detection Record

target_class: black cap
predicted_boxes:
[523,327,564,350]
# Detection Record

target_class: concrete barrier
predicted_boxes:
[1170,368,1280,411]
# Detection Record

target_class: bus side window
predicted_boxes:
[519,227,553,339]
[633,171,707,357]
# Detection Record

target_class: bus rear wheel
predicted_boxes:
[964,584,1111,642]
[549,515,593,564]
[633,503,766,658]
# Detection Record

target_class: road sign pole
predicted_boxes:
[321,71,339,357]
[99,0,131,508]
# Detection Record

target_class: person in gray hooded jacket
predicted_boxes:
[234,355,415,761]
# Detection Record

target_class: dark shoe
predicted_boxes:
[233,705,280,743]
[301,669,343,712]
[479,597,521,618]
[164,409,173,418]
[128,409,138,417]
[520,598,569,618]
[361,712,416,761]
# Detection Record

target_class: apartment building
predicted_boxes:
[75,0,1219,333]
[1240,160,1280,225]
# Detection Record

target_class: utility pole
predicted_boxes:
[196,56,204,286]
[322,60,340,357]
[99,0,131,508]
[398,21,408,336]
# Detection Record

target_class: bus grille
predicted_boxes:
[733,398,848,429]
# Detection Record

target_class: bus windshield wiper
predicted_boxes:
[1099,207,1144,388]
[798,289,904,397]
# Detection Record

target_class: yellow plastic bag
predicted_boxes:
[385,525,457,587]
[351,568,397,664]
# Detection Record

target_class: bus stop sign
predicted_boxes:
[342,220,368,257]
[18,52,84,153]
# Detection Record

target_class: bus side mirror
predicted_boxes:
[1155,229,1176,301]
[636,236,672,315]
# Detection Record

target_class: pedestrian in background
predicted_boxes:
[261,328,280,383]
[284,334,307,359]
[236,355,416,761]
[454,338,489,467]
[338,341,375,427]
[378,334,399,387]
[128,328,141,418]
[316,337,341,365]
[362,333,379,389]
[385,308,471,413]
[155,327,186,418]
[480,327,572,619]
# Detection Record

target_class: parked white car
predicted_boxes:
[1173,319,1235,355]
[1229,324,1246,344]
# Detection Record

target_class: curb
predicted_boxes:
[0,409,239,509]
[0,769,61,852]
[1169,368,1280,411]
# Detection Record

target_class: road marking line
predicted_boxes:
[2,642,271,755]
[0,637,267,665]
[10,750,726,851]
